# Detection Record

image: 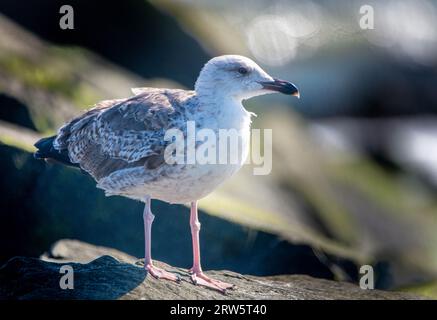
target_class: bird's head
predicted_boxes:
[195,55,299,101]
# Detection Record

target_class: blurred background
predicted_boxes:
[1,0,437,297]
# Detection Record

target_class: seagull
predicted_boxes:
[34,55,299,293]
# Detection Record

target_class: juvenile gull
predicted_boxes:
[34,55,299,293]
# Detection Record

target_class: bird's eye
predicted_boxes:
[238,67,248,75]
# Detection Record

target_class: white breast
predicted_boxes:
[100,97,253,204]
[140,101,252,204]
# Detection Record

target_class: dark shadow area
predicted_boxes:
[0,145,357,281]
[0,255,145,299]
[0,0,210,87]
[0,94,37,130]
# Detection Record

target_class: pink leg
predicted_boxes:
[143,196,180,282]
[189,201,235,293]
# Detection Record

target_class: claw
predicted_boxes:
[190,271,235,293]
[146,263,181,283]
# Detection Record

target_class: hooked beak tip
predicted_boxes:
[260,78,300,98]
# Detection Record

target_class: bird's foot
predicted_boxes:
[189,269,235,293]
[146,263,180,283]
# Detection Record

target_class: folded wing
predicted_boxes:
[52,88,194,180]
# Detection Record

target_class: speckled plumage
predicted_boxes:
[35,55,299,292]
[46,55,296,205]
[51,85,251,203]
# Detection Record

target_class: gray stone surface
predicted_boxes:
[0,240,425,300]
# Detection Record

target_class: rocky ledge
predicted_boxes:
[0,240,425,300]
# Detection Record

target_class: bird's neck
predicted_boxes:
[195,90,252,130]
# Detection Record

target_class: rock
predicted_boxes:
[40,239,138,264]
[0,240,425,300]
[0,145,355,281]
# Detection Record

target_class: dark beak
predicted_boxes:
[259,78,300,98]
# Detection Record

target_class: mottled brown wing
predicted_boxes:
[53,88,194,180]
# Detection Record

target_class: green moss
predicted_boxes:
[295,178,359,244]
[0,55,68,94]
[400,282,437,299]
[30,114,54,135]
[0,50,102,134]
[200,191,367,262]
[201,192,286,229]
[329,159,435,218]
[0,134,36,153]
[0,54,100,108]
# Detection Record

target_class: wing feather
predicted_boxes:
[53,88,195,180]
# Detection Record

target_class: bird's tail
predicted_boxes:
[34,135,79,168]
